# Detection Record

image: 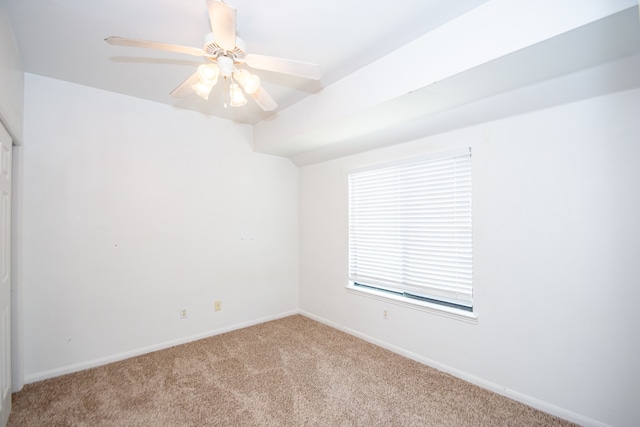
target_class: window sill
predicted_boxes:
[345,283,478,324]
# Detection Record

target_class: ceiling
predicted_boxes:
[5,1,640,165]
[5,0,487,124]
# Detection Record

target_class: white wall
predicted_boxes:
[0,0,23,142]
[299,88,640,427]
[21,74,299,381]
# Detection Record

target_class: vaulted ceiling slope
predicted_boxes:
[6,0,640,165]
[254,0,640,165]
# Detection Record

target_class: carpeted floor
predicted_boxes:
[9,315,576,426]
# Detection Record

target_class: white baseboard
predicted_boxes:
[299,310,609,427]
[24,309,300,385]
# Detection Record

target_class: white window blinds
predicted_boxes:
[348,148,472,309]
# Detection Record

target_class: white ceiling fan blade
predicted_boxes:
[105,36,211,58]
[207,0,237,52]
[170,72,200,98]
[244,54,321,80]
[250,86,278,111]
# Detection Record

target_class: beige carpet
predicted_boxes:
[9,315,576,426]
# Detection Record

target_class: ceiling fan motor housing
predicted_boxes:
[203,32,246,59]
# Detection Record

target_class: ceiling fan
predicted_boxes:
[105,0,321,111]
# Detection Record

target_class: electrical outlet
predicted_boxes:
[214,301,222,312]
[181,308,187,319]
[383,308,388,319]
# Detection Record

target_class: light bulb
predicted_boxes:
[229,83,247,107]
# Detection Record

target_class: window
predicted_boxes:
[348,147,473,312]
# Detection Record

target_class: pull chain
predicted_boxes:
[223,76,229,108]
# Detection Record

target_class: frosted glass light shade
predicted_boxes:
[191,63,219,100]
[197,63,220,85]
[229,83,247,107]
[192,81,214,100]
[235,69,260,94]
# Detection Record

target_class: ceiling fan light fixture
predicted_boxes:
[229,83,247,107]
[192,80,214,100]
[197,63,220,85]
[234,69,260,95]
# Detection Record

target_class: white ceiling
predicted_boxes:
[5,0,640,164]
[5,0,487,124]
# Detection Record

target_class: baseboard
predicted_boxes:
[24,309,300,385]
[299,310,609,427]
